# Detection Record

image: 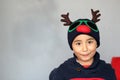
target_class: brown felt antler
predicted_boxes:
[61,13,72,26]
[91,9,101,23]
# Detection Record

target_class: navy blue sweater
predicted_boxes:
[49,52,116,80]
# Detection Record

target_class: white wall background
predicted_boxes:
[0,0,120,80]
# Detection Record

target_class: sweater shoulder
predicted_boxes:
[57,57,75,68]
[99,59,114,71]
[49,57,74,80]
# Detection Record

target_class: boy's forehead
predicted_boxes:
[75,34,95,39]
[73,34,95,42]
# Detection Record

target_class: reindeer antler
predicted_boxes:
[61,13,72,26]
[91,9,101,23]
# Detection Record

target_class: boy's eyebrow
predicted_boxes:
[87,38,95,40]
[74,40,81,42]
[74,38,95,42]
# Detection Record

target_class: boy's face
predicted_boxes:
[72,34,97,65]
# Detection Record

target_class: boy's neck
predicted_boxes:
[76,58,94,67]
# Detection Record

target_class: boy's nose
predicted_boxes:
[82,43,88,52]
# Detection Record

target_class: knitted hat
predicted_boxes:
[61,9,101,50]
[68,19,100,49]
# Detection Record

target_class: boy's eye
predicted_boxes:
[88,40,93,44]
[76,42,81,45]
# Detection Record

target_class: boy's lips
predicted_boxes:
[80,53,90,56]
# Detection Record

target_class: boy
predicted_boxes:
[49,9,116,80]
